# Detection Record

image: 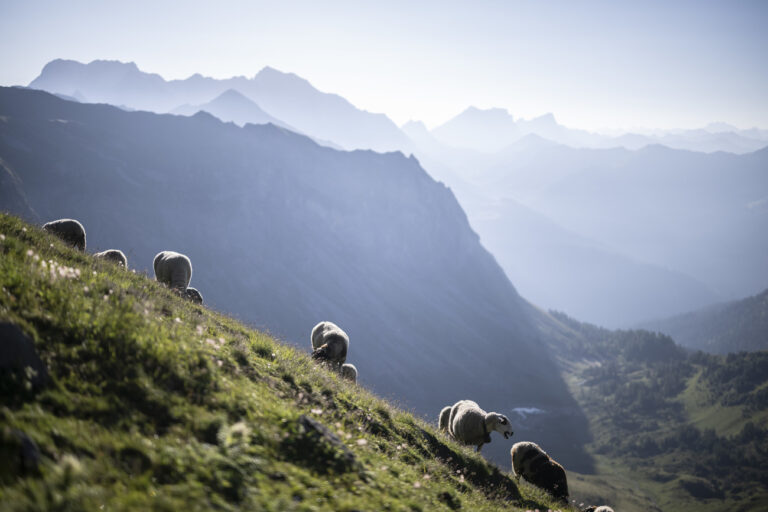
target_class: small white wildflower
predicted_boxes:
[174,317,182,323]
[310,408,323,415]
[22,227,26,232]
[356,439,367,446]
[195,325,204,335]
[33,254,39,261]
[49,243,54,248]
[83,286,89,293]
[0,234,5,240]
[103,295,109,301]
[92,271,97,276]
[218,337,225,345]
[413,481,421,488]
[205,338,219,348]
[26,249,33,256]
[422,474,430,480]
[216,359,223,367]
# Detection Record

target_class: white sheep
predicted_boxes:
[511,441,569,502]
[153,251,192,290]
[582,507,614,512]
[43,219,86,251]
[310,321,349,369]
[184,287,203,305]
[340,363,358,383]
[94,249,127,268]
[438,400,513,452]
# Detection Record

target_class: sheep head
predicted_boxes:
[485,413,514,440]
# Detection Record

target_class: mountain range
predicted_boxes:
[29,59,411,153]
[430,106,768,155]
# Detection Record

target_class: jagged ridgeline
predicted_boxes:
[0,214,575,511]
[0,86,591,470]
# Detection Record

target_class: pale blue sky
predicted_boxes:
[1,0,766,130]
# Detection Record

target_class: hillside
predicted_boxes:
[0,86,590,471]
[546,312,768,512]
[0,213,576,511]
[639,288,768,353]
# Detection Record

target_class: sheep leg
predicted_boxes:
[476,443,484,453]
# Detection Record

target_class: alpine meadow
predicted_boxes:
[1,2,767,511]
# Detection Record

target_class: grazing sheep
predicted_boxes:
[153,251,192,290]
[511,441,569,502]
[438,406,451,432]
[94,249,127,268]
[184,287,203,305]
[43,219,86,251]
[340,363,358,383]
[441,400,513,453]
[310,321,349,369]
[582,507,614,512]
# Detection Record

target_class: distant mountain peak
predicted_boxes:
[460,105,512,119]
[214,88,249,101]
[401,120,428,132]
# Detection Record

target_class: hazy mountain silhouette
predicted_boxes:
[29,59,412,152]
[639,288,768,354]
[170,89,292,129]
[430,106,768,154]
[411,134,768,315]
[0,87,592,471]
[515,144,768,301]
[471,198,720,328]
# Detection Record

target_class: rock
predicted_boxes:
[0,323,48,389]
[281,415,361,474]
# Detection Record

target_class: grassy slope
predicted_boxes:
[0,213,574,512]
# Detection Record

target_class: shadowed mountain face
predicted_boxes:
[0,87,591,471]
[639,288,768,354]
[29,59,411,153]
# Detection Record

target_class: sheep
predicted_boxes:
[153,251,192,290]
[439,400,513,453]
[94,249,127,268]
[511,441,569,502]
[43,219,86,251]
[340,363,358,383]
[184,287,203,305]
[582,507,614,512]
[310,321,349,369]
[438,406,451,432]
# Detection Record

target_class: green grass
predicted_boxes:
[679,369,768,437]
[0,213,575,511]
